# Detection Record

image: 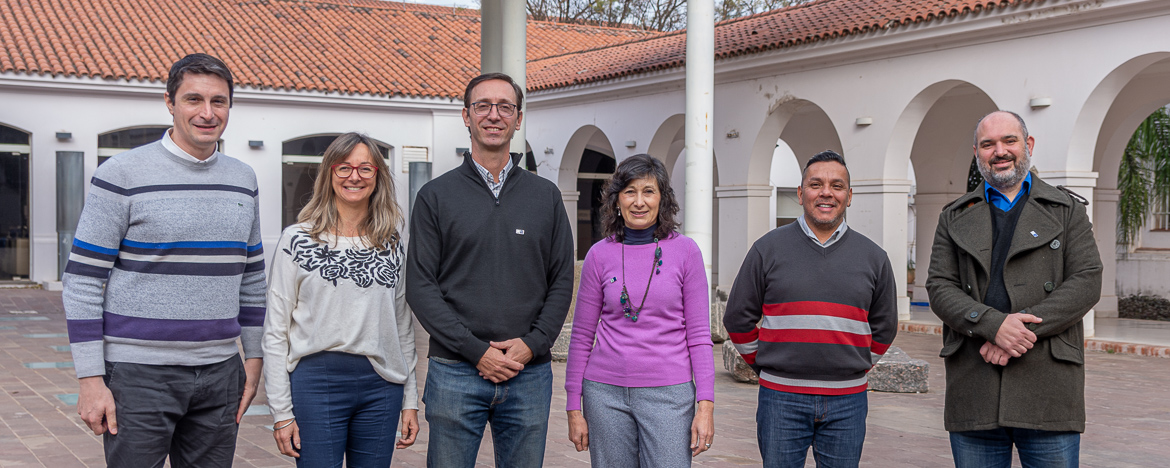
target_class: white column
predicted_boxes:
[1093,189,1120,318]
[684,0,715,287]
[913,192,965,303]
[1040,170,1099,337]
[849,179,913,321]
[714,185,773,291]
[479,0,528,155]
[561,190,580,259]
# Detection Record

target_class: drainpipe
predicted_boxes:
[479,0,528,155]
[685,0,715,287]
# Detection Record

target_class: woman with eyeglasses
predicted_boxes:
[262,132,418,467]
[565,154,716,467]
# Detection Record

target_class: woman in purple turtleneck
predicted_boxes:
[565,154,715,467]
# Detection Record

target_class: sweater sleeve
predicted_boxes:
[239,180,267,360]
[565,246,604,411]
[868,253,899,364]
[405,188,490,362]
[395,250,420,411]
[62,164,130,378]
[681,238,715,403]
[261,230,298,423]
[520,192,575,358]
[723,244,765,368]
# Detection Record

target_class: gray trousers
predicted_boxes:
[582,379,695,468]
[103,355,245,468]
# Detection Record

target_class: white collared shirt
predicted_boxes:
[796,215,848,248]
[161,128,219,164]
[471,155,513,198]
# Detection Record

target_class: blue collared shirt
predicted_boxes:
[796,215,848,248]
[984,172,1032,212]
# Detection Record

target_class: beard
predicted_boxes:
[807,210,845,231]
[977,146,1031,192]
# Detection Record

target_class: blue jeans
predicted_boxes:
[423,357,553,468]
[290,352,404,468]
[950,428,1080,468]
[756,388,868,468]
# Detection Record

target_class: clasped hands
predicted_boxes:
[476,338,532,383]
[981,312,1043,366]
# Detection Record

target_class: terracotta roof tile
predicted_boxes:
[529,0,1037,91]
[1,0,658,98]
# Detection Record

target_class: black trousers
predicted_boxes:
[102,355,245,468]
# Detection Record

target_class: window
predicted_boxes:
[401,146,429,172]
[1154,189,1170,231]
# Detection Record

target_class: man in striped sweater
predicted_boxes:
[724,150,898,467]
[62,54,265,467]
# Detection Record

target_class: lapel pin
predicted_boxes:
[1030,231,1038,238]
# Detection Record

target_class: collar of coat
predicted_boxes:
[941,175,1074,274]
[944,175,1072,214]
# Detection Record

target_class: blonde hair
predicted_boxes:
[297,132,402,249]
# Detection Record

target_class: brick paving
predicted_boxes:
[1,288,1168,467]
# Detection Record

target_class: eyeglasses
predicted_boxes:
[332,163,378,179]
[469,101,518,117]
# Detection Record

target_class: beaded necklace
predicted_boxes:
[620,237,662,322]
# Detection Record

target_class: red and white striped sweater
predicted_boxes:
[723,222,898,395]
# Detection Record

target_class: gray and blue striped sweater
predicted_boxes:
[63,139,265,378]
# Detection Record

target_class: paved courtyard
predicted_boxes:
[1,288,1167,467]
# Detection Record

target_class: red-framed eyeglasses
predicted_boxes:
[332,163,378,179]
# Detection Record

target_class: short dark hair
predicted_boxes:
[600,154,680,242]
[167,54,234,106]
[802,150,850,185]
[463,72,524,109]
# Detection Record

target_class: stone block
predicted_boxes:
[722,341,758,384]
[710,287,730,343]
[551,323,573,362]
[869,346,929,393]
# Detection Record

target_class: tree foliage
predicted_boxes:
[1118,106,1170,246]
[524,0,809,31]
[966,156,984,193]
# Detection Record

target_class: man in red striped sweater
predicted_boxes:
[724,150,899,468]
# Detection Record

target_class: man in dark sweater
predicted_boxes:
[406,73,574,467]
[927,111,1101,467]
[724,150,898,467]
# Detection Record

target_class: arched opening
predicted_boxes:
[1084,53,1170,312]
[769,139,802,228]
[281,134,393,228]
[523,140,537,172]
[577,150,616,257]
[98,126,170,165]
[561,126,617,259]
[891,81,998,304]
[0,124,30,281]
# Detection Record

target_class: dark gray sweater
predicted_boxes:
[723,222,898,395]
[406,154,574,365]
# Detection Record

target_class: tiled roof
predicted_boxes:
[529,0,1037,91]
[0,0,659,99]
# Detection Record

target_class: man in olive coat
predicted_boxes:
[926,110,1102,468]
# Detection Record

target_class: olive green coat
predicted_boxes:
[925,176,1102,433]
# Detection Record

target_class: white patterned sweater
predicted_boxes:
[262,224,418,422]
